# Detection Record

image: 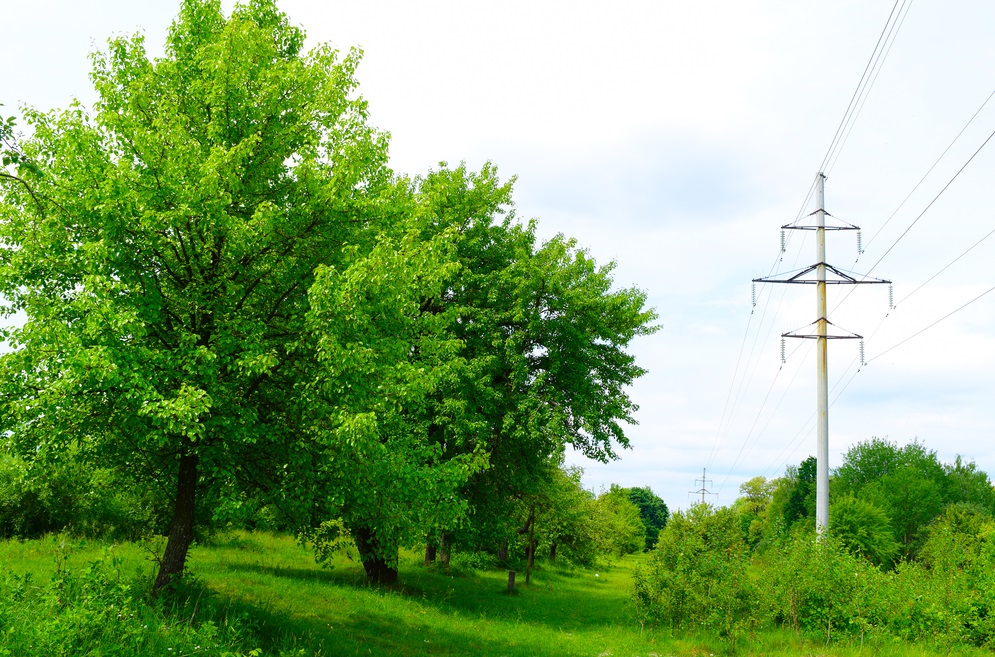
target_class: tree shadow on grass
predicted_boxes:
[221,559,632,635]
[185,577,584,657]
[225,561,355,585]
[225,561,430,597]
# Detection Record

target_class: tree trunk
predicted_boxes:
[497,543,509,564]
[355,526,398,585]
[153,452,199,593]
[424,543,437,564]
[438,531,450,567]
[550,542,557,561]
[525,505,536,584]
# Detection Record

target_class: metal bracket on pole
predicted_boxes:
[754,263,890,286]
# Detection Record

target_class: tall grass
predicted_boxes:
[2,531,990,656]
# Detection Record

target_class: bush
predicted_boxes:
[829,493,899,568]
[633,503,758,641]
[759,534,885,641]
[0,542,253,656]
[0,454,165,541]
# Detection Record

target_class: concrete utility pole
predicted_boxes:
[754,172,890,538]
[815,175,829,535]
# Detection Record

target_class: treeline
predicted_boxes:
[635,437,995,650]
[0,0,657,591]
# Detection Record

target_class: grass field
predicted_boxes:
[1,532,990,656]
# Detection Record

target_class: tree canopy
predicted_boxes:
[0,0,657,588]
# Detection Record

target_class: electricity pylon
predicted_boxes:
[753,173,890,537]
[689,468,717,505]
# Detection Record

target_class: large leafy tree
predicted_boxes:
[0,0,466,590]
[405,164,658,559]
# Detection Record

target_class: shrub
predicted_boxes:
[0,454,165,541]
[829,493,899,568]
[759,534,885,641]
[633,503,758,641]
[0,543,252,656]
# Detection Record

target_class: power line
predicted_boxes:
[863,126,995,275]
[716,1,912,491]
[705,181,817,472]
[833,124,995,314]
[825,0,914,176]
[818,0,910,175]
[718,339,810,491]
[709,231,811,474]
[895,227,995,307]
[868,286,995,363]
[859,86,995,258]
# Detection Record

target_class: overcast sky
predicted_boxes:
[3,0,994,513]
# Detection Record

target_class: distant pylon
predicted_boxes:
[689,468,717,505]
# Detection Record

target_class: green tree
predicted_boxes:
[945,456,995,512]
[733,475,776,547]
[784,456,817,527]
[533,465,600,565]
[835,438,951,558]
[594,485,646,558]
[403,164,658,561]
[634,503,753,635]
[620,485,669,550]
[829,493,899,568]
[0,0,469,590]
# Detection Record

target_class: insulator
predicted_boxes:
[888,283,894,309]
[856,230,863,255]
[780,230,786,254]
[780,337,786,364]
[859,339,866,367]
[751,281,757,307]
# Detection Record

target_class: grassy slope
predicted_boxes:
[1,532,989,657]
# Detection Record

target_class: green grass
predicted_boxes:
[1,532,991,656]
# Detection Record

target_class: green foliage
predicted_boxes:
[6,531,995,656]
[1,0,658,589]
[761,534,886,641]
[785,456,817,525]
[392,163,657,564]
[0,0,490,586]
[829,493,899,568]
[733,475,776,547]
[945,457,995,512]
[834,438,981,559]
[0,543,259,656]
[633,469,995,652]
[594,485,647,558]
[765,442,994,566]
[620,485,669,549]
[633,503,756,640]
[0,453,165,540]
[528,465,601,566]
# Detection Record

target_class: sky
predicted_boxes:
[2,0,994,514]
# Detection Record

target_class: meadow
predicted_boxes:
[2,531,989,657]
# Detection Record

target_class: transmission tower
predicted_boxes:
[689,468,717,505]
[753,173,890,537]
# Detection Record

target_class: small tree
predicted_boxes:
[595,486,648,558]
[624,485,669,549]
